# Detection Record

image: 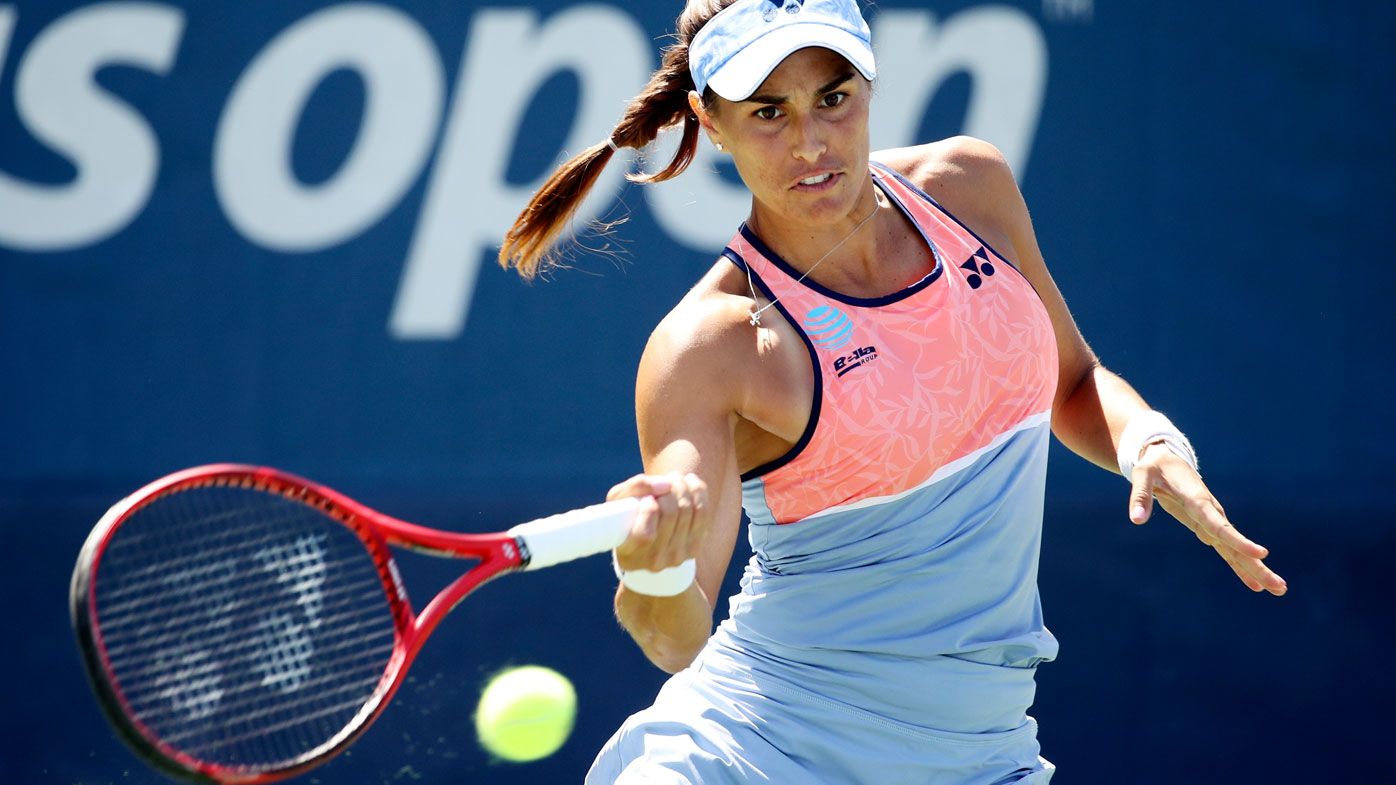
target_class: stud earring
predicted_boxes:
[715,142,725,152]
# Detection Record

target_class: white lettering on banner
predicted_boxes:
[0,3,1048,338]
[0,3,183,251]
[388,5,649,338]
[645,5,1049,253]
[214,4,444,252]
[869,7,1047,177]
[644,139,749,252]
[0,7,12,77]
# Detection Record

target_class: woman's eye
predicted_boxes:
[823,92,847,108]
[755,106,781,120]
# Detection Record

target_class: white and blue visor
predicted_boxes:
[689,0,876,101]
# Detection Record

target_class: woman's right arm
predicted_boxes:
[608,298,752,674]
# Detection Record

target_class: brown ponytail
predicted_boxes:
[498,0,732,279]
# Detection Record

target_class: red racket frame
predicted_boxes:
[72,464,530,784]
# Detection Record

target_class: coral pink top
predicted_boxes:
[726,163,1058,524]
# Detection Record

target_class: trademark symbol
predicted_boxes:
[1043,0,1093,23]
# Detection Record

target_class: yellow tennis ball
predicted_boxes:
[474,665,577,763]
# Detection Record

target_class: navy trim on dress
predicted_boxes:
[869,160,1023,272]
[722,248,824,483]
[735,174,944,308]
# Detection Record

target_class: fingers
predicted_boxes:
[1216,537,1287,595]
[1218,549,1264,592]
[1228,542,1287,596]
[646,473,694,562]
[1157,493,1288,597]
[611,472,709,573]
[1134,450,1288,597]
[606,474,672,502]
[1192,498,1267,560]
[626,496,662,547]
[1127,466,1155,525]
[607,475,675,553]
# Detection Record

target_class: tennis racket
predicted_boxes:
[69,463,643,784]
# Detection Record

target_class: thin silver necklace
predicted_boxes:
[745,192,883,327]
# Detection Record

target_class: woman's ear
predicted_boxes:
[688,90,722,150]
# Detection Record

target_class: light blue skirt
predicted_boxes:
[586,645,1054,785]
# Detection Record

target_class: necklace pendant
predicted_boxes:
[749,311,761,327]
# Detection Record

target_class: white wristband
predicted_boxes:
[611,551,697,597]
[1117,410,1199,478]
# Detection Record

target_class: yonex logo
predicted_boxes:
[960,246,997,289]
[803,305,854,350]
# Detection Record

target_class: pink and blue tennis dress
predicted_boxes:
[588,162,1060,784]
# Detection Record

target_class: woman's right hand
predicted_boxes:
[607,472,710,575]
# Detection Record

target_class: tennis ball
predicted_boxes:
[474,665,577,763]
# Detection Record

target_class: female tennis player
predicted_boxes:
[501,1,1286,782]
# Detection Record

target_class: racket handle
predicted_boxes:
[509,497,641,571]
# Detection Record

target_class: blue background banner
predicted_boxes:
[2,1,1390,783]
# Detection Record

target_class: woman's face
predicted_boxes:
[698,47,873,230]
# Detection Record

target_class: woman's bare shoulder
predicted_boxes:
[872,136,1017,198]
[652,260,759,356]
[638,260,763,401]
[871,137,1027,255]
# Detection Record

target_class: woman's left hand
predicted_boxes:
[1128,442,1288,596]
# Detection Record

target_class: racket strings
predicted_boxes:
[100,580,388,659]
[161,673,390,748]
[91,484,399,771]
[95,518,340,606]
[113,611,394,708]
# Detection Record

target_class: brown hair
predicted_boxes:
[498,0,732,278]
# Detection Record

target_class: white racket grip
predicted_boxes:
[509,497,640,571]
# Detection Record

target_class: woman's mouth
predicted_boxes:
[793,172,840,192]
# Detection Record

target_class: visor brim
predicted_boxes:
[706,24,876,102]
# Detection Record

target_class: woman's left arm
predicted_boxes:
[913,137,1286,596]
